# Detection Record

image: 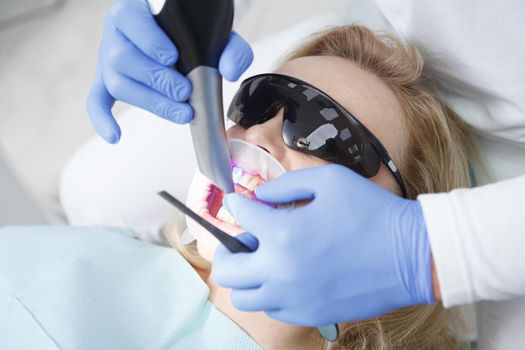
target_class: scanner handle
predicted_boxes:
[150,0,234,75]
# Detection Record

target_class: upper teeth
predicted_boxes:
[237,172,264,192]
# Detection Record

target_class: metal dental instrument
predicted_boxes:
[148,0,235,193]
[158,191,252,253]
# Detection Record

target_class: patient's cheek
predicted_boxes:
[226,125,244,139]
[370,164,401,195]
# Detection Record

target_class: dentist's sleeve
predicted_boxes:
[418,174,525,307]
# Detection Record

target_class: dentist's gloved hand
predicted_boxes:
[212,164,435,326]
[87,0,253,143]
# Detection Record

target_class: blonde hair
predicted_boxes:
[165,24,475,350]
[285,25,473,349]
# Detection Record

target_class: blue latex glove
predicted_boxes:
[87,0,253,143]
[212,164,435,326]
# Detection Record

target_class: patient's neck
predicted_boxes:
[198,269,322,350]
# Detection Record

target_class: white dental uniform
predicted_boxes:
[355,1,525,349]
[60,1,525,349]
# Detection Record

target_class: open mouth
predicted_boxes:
[205,166,268,227]
[186,138,287,240]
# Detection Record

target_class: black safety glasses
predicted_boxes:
[227,73,407,197]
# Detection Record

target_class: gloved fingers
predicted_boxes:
[222,193,278,238]
[109,0,178,66]
[230,286,280,312]
[102,63,193,124]
[107,28,191,102]
[86,63,121,143]
[255,164,359,204]
[219,32,253,82]
[212,240,265,289]
[212,258,265,290]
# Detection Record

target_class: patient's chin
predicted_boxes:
[196,238,219,262]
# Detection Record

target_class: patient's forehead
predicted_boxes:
[276,56,407,168]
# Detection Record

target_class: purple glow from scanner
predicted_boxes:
[232,166,244,184]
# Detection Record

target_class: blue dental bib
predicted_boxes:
[0,226,261,350]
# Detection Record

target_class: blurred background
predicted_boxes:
[0,0,345,223]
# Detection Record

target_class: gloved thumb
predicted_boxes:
[254,167,322,204]
[223,193,275,236]
[219,32,253,81]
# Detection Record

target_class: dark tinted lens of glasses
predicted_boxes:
[280,86,381,178]
[228,75,382,178]
[228,77,284,128]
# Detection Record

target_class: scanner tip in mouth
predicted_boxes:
[186,138,287,238]
[206,166,268,224]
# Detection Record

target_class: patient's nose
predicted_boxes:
[242,112,287,161]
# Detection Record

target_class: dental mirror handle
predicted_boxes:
[148,0,235,193]
[158,191,253,253]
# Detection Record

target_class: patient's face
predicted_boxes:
[188,56,408,261]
